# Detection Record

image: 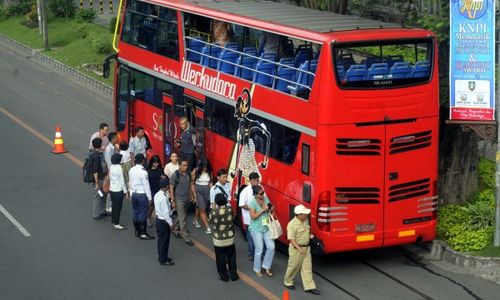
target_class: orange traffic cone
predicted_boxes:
[282,290,290,300]
[51,125,68,154]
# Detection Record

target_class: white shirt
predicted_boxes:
[195,173,211,185]
[104,143,115,170]
[239,184,254,225]
[164,162,179,179]
[109,164,127,193]
[120,150,131,163]
[154,190,173,226]
[129,164,152,200]
[129,136,147,156]
[210,182,232,206]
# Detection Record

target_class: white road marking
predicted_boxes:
[0,204,31,237]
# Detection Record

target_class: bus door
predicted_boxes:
[330,124,385,249]
[116,66,131,140]
[383,118,437,246]
[194,107,205,161]
[163,94,175,163]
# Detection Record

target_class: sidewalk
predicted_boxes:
[75,0,120,27]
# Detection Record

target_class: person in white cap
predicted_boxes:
[283,204,320,295]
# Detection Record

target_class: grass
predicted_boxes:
[0,16,115,86]
[472,240,500,257]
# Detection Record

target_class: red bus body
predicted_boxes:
[113,0,439,254]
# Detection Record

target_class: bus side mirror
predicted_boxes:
[103,60,110,78]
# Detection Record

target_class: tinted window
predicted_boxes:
[333,39,433,88]
[121,0,179,60]
[206,99,300,164]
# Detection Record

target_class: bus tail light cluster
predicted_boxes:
[317,191,332,232]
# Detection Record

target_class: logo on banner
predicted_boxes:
[459,0,487,19]
[468,81,476,91]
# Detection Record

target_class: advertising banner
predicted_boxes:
[450,0,496,121]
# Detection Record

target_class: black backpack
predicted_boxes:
[82,152,96,184]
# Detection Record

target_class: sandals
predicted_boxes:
[255,271,263,277]
[264,269,273,277]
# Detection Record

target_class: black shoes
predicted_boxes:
[93,216,106,222]
[230,273,239,281]
[185,240,194,246]
[160,260,175,266]
[305,289,320,295]
[284,284,296,290]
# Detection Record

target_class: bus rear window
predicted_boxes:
[333,39,433,88]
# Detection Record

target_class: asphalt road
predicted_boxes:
[1,44,500,300]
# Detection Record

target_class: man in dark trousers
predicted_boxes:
[154,178,174,266]
[89,138,106,221]
[178,117,196,172]
[129,154,154,240]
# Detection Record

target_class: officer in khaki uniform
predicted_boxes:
[283,205,320,295]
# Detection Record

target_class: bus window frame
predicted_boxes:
[332,37,434,90]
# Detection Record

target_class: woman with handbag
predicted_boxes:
[248,185,275,277]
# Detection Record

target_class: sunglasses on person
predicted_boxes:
[257,192,265,196]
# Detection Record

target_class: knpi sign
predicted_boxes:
[450,0,496,121]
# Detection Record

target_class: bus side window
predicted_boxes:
[302,143,310,175]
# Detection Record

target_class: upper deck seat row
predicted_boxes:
[337,60,431,82]
[186,37,318,96]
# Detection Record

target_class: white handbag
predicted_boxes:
[268,214,283,240]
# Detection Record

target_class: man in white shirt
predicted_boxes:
[210,168,232,209]
[129,127,148,162]
[129,154,154,240]
[154,178,174,266]
[238,172,261,261]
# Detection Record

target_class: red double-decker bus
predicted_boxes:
[107,0,439,254]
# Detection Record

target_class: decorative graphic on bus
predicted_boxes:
[233,88,271,182]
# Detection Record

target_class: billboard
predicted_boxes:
[450,0,496,121]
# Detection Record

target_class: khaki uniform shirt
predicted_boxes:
[287,217,310,246]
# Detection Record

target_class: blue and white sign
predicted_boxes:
[450,0,496,121]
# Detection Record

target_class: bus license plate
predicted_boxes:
[356,223,376,233]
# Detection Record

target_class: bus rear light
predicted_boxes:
[317,191,331,231]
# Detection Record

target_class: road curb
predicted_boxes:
[0,34,113,96]
[426,240,500,284]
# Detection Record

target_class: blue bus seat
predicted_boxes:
[294,49,313,67]
[225,42,239,50]
[200,45,211,67]
[243,47,258,56]
[217,49,239,75]
[208,46,222,69]
[345,64,367,82]
[186,37,204,63]
[411,61,431,78]
[253,61,276,87]
[278,57,295,66]
[273,65,296,93]
[336,65,345,81]
[390,62,412,79]
[287,61,311,96]
[260,52,277,62]
[367,63,389,80]
[234,56,257,81]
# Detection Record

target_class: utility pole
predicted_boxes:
[37,0,42,35]
[495,28,500,247]
[40,0,49,50]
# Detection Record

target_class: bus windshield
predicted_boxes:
[333,39,433,88]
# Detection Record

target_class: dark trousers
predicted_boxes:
[132,193,149,222]
[181,152,195,172]
[110,191,124,225]
[214,244,237,280]
[156,219,171,263]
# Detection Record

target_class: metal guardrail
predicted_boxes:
[184,36,316,91]
[0,34,113,95]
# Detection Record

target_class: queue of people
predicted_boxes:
[85,123,320,295]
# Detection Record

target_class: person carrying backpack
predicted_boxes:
[169,159,195,246]
[209,168,232,209]
[87,138,107,221]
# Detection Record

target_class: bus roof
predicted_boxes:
[180,0,401,33]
